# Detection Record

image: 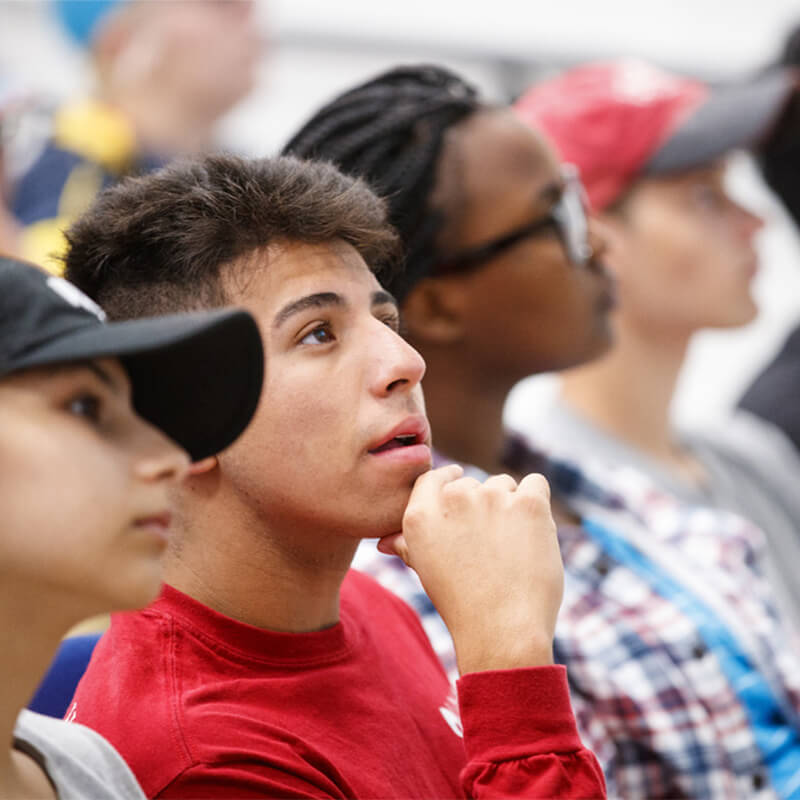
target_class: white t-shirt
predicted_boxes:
[13,709,145,800]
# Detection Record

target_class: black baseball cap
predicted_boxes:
[1,256,264,461]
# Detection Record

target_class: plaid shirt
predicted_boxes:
[352,435,800,799]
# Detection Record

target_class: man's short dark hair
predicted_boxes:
[64,154,401,319]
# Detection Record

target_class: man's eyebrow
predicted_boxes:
[371,290,398,309]
[273,292,346,329]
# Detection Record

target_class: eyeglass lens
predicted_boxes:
[553,174,593,266]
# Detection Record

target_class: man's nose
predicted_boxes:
[371,323,426,397]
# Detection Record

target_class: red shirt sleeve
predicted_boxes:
[458,665,607,799]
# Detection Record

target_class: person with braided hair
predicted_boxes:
[285,66,483,303]
[286,64,800,798]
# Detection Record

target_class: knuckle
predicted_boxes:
[521,472,551,498]
[483,484,509,507]
[446,476,481,493]
[483,472,516,488]
[402,505,427,529]
[516,488,550,516]
[441,476,480,507]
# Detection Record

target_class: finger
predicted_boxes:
[377,533,410,564]
[445,475,482,492]
[482,473,518,492]
[408,463,464,505]
[517,472,551,502]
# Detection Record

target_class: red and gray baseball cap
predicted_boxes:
[1,256,264,461]
[514,58,797,210]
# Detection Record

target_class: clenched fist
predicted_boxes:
[378,465,563,676]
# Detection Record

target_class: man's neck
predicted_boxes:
[165,487,359,633]
[421,346,514,476]
[560,320,691,465]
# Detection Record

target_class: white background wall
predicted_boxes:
[2,0,800,432]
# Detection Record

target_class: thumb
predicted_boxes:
[377,533,410,564]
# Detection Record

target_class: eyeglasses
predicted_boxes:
[435,164,593,275]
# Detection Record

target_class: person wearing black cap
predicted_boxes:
[61,153,605,799]
[0,256,263,799]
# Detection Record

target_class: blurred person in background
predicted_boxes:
[0,76,34,256]
[514,59,800,628]
[12,0,260,272]
[286,64,800,799]
[0,131,20,256]
[739,30,800,450]
[0,255,263,799]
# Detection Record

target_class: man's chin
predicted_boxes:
[364,492,418,539]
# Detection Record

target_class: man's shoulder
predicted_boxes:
[78,604,171,677]
[70,603,191,796]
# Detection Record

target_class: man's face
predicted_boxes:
[219,240,431,539]
[602,162,764,337]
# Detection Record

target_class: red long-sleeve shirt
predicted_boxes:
[69,571,604,798]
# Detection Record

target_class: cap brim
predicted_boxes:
[16,309,263,461]
[647,69,797,173]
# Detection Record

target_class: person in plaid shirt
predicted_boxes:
[287,63,800,798]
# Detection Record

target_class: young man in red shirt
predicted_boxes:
[63,154,605,798]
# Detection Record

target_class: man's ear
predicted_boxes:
[188,456,218,476]
[402,277,468,345]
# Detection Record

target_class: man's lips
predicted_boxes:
[367,415,431,454]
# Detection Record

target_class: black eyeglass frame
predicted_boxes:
[435,164,593,275]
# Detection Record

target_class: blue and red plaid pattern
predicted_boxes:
[352,436,800,799]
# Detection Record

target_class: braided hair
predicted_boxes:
[283,65,483,300]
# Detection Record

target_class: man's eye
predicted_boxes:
[67,393,102,423]
[299,324,335,345]
[379,314,403,335]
